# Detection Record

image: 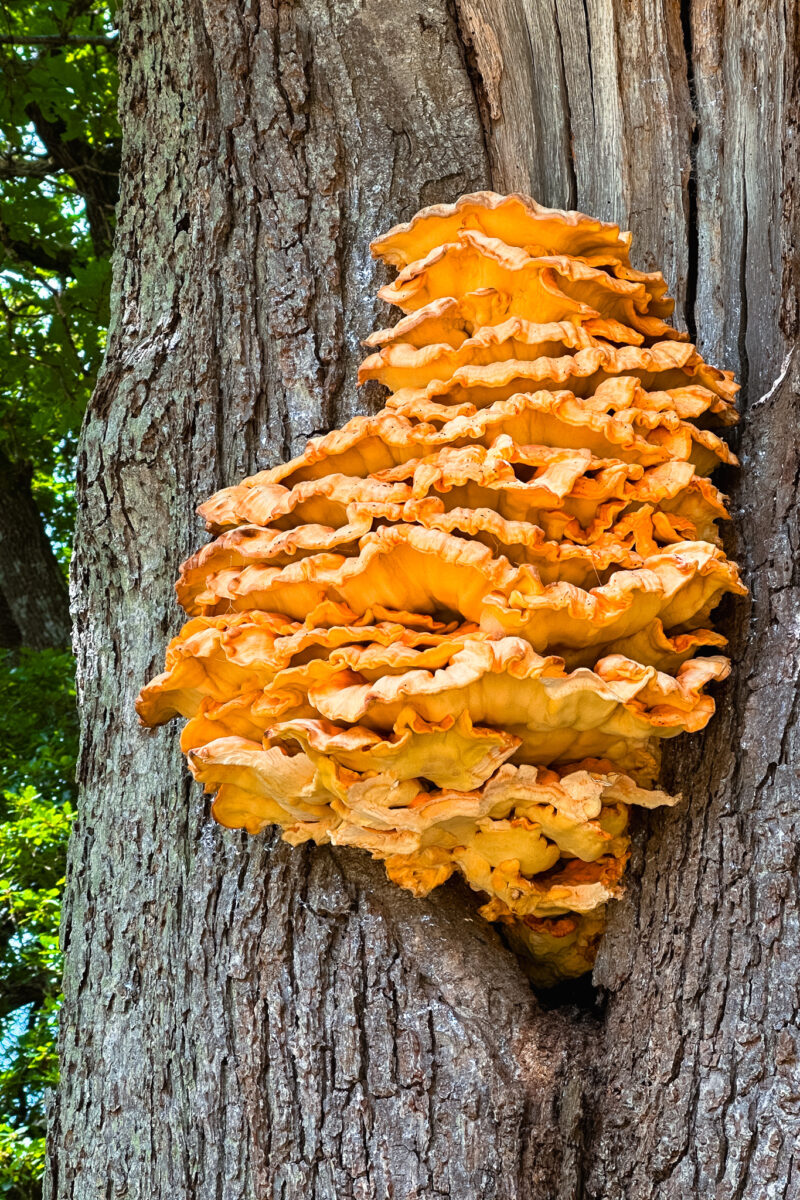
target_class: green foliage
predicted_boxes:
[0,1,119,558]
[0,650,79,804]
[0,651,78,1196]
[0,1122,46,1200]
[0,3,118,1194]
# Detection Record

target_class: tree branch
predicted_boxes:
[0,218,77,275]
[0,971,51,1022]
[26,102,119,257]
[0,34,117,48]
[0,155,57,180]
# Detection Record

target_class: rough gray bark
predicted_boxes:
[47,2,799,1198]
[0,448,70,649]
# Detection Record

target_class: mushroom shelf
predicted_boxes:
[137,192,744,986]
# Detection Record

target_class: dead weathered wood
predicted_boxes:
[47,1,799,1197]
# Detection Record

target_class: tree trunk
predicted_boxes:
[0,449,71,649]
[47,2,799,1198]
[0,587,22,650]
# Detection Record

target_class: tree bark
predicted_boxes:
[0,449,71,649]
[47,2,799,1198]
[0,587,22,650]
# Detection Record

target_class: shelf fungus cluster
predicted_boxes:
[137,192,744,986]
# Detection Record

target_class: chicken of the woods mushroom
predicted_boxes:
[137,192,744,986]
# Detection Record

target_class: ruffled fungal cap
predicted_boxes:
[137,191,743,984]
[369,192,637,267]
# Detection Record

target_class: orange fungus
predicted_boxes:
[137,192,744,985]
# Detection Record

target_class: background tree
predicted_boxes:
[0,0,117,647]
[47,2,799,1198]
[0,3,117,1195]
